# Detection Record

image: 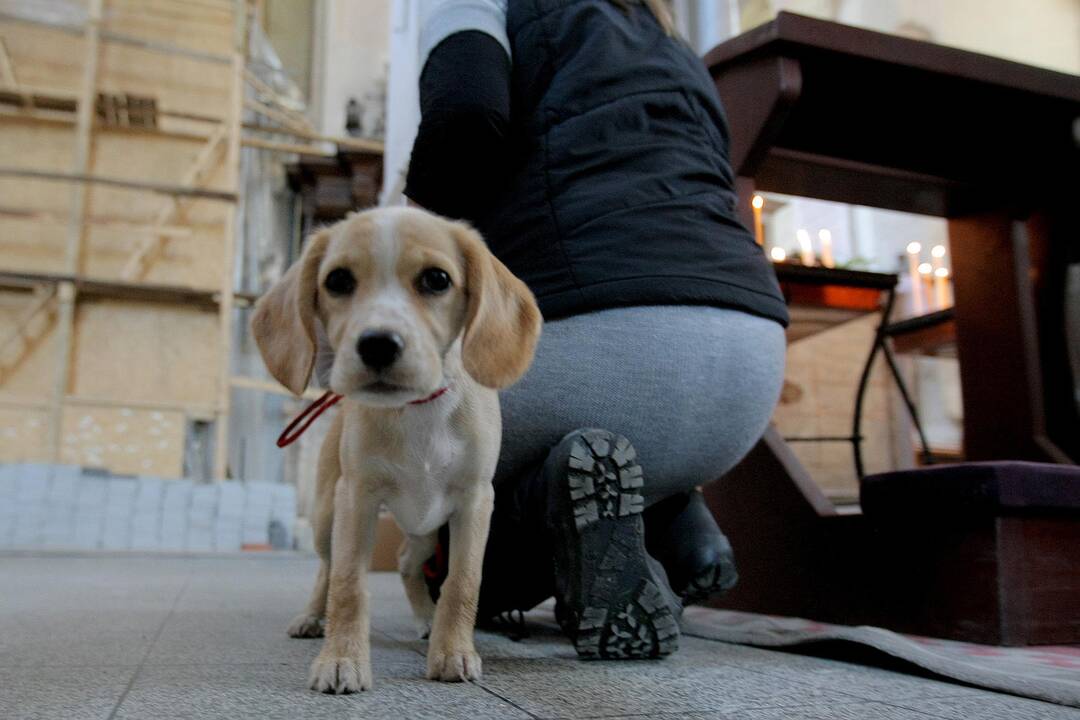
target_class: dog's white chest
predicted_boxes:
[378,407,467,537]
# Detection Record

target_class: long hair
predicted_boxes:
[609,0,677,36]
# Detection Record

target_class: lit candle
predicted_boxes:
[907,242,923,314]
[918,262,934,311]
[770,246,787,262]
[752,195,765,246]
[797,229,814,266]
[934,267,952,307]
[931,245,947,309]
[818,229,834,268]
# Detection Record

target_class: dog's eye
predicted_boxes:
[323,268,356,296]
[417,268,452,295]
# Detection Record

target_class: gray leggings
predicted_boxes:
[496,305,786,502]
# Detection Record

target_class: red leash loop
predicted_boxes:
[275,386,451,449]
[276,391,342,448]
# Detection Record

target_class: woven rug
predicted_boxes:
[683,607,1080,708]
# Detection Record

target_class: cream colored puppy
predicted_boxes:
[251,207,541,694]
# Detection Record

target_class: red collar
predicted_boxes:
[276,386,450,448]
[408,386,450,405]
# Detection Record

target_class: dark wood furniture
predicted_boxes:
[285,148,383,237]
[707,11,1080,464]
[703,13,1080,644]
[708,446,1080,646]
[888,308,956,358]
[774,263,895,343]
[859,462,1080,646]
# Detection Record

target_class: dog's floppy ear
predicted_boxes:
[251,230,331,396]
[454,223,542,389]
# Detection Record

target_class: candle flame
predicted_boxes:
[752,195,765,210]
[934,267,950,278]
[770,246,787,262]
[906,242,922,255]
[918,262,933,275]
[931,245,947,258]
[796,229,814,266]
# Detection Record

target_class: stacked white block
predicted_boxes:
[131,477,165,550]
[40,465,80,548]
[186,483,219,552]
[160,480,192,551]
[215,482,245,551]
[73,473,108,549]
[241,481,274,548]
[269,483,297,550]
[0,465,15,545]
[0,464,298,552]
[102,477,138,550]
[12,464,49,547]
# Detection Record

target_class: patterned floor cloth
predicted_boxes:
[683,607,1080,708]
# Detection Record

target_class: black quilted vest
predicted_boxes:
[474,0,789,326]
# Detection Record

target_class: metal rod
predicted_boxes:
[852,286,897,479]
[881,340,937,465]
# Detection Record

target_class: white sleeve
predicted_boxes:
[381,0,509,207]
[380,0,422,206]
[418,0,510,69]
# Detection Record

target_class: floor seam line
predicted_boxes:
[475,681,542,719]
[374,629,539,718]
[104,573,192,720]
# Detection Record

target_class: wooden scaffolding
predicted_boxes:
[0,0,381,479]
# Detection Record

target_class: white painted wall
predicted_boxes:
[895,0,1080,74]
[311,0,392,138]
[381,0,421,205]
[747,0,1080,74]
[673,0,742,53]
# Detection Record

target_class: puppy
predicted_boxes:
[251,207,541,693]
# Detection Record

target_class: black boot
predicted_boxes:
[477,461,559,620]
[644,489,738,606]
[547,429,681,659]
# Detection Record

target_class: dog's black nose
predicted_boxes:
[356,330,404,370]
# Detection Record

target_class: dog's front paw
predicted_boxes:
[427,645,482,682]
[309,656,373,694]
[287,613,324,638]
